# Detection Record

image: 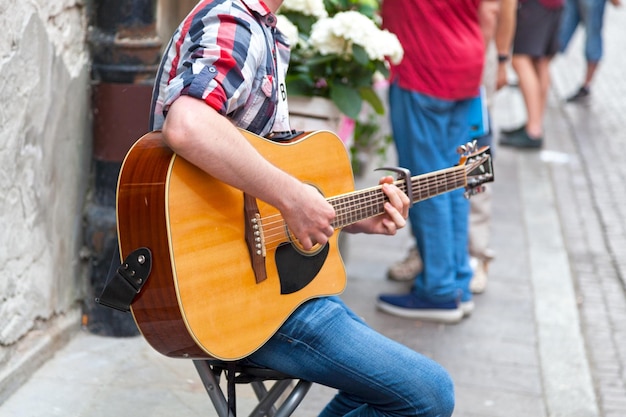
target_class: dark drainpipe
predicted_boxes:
[84,0,161,336]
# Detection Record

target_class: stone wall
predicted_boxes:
[0,0,204,404]
[0,0,91,402]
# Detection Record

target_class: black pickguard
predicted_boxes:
[275,243,329,294]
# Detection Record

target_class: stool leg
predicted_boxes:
[249,379,292,417]
[273,380,313,417]
[193,360,233,417]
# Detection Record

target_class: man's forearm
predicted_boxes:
[161,95,302,211]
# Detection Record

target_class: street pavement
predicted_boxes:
[2,8,626,417]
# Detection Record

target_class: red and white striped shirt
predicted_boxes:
[150,0,291,136]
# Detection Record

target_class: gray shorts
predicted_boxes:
[513,0,563,58]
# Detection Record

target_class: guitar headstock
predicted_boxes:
[457,143,494,198]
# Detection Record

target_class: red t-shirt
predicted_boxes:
[382,0,484,100]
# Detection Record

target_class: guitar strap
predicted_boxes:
[96,245,152,312]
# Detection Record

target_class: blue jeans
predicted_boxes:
[559,0,608,62]
[247,296,455,417]
[388,84,474,304]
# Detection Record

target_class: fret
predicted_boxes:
[330,188,386,229]
[410,169,466,202]
[329,166,469,229]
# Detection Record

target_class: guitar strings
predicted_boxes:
[260,170,468,238]
[256,158,481,232]
[257,170,469,251]
[258,167,469,234]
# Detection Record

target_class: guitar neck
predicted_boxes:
[329,165,466,229]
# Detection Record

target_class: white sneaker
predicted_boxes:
[469,257,490,294]
[387,246,423,282]
[460,300,475,317]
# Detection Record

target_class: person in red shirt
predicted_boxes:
[378,0,495,323]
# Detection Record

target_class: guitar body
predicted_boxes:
[117,130,354,360]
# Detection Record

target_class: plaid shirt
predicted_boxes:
[150,0,290,136]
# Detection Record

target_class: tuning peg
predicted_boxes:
[463,185,486,199]
[457,140,479,155]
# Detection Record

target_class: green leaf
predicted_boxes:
[375,61,390,78]
[306,54,340,65]
[359,87,385,114]
[282,12,316,34]
[330,84,362,119]
[286,78,314,96]
[352,44,369,66]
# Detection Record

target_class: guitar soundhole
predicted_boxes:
[275,243,329,294]
[288,236,326,257]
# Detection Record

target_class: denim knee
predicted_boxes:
[429,366,456,417]
[403,361,456,417]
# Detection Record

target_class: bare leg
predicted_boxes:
[531,56,552,137]
[512,54,544,138]
[583,61,599,87]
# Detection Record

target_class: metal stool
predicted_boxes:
[193,360,313,417]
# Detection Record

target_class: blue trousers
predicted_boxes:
[388,83,474,303]
[247,296,455,417]
[559,0,609,62]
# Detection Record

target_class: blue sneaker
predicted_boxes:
[377,293,464,324]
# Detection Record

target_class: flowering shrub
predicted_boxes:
[277,0,403,119]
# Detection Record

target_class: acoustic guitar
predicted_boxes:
[116,129,493,360]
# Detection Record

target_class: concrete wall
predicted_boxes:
[0,0,201,404]
[0,0,91,402]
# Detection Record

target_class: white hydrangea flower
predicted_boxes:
[309,11,404,64]
[276,15,300,47]
[366,28,404,64]
[280,0,328,18]
[309,17,347,55]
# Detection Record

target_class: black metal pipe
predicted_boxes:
[90,0,161,83]
[84,0,162,337]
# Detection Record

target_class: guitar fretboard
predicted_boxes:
[329,166,467,229]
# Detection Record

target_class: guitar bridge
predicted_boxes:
[244,194,268,283]
[250,214,267,258]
